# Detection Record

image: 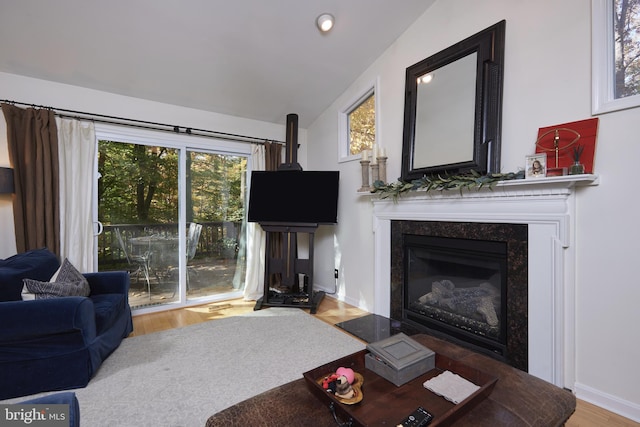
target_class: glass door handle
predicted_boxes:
[94,221,104,236]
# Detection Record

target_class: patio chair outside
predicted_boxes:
[186,223,203,290]
[114,227,152,298]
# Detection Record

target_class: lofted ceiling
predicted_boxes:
[0,1,435,128]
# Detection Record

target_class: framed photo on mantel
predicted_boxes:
[525,153,546,179]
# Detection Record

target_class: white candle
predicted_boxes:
[361,150,368,161]
[380,147,387,157]
[372,144,378,159]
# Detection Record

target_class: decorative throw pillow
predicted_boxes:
[21,258,90,300]
[23,278,90,300]
[52,258,88,284]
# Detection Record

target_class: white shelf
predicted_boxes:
[497,173,599,188]
[357,174,599,196]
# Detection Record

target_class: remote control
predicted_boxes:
[397,406,433,427]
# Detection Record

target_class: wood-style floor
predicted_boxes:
[132,297,638,427]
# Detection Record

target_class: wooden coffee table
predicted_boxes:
[206,333,576,427]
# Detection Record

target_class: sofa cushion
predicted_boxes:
[23,278,90,300]
[91,293,126,334]
[22,259,90,300]
[0,248,60,302]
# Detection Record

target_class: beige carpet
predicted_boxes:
[2,308,365,427]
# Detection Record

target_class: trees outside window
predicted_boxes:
[593,0,640,113]
[98,141,178,225]
[339,83,378,162]
[348,93,376,156]
[614,0,640,99]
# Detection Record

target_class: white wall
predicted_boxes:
[307,0,640,421]
[0,71,295,259]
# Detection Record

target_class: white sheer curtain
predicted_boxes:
[56,118,96,272]
[243,144,266,300]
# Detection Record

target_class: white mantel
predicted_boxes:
[371,174,598,388]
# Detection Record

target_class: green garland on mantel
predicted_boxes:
[371,170,526,200]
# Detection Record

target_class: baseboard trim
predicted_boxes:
[574,382,640,423]
[314,285,370,312]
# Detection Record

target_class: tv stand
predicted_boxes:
[253,222,325,314]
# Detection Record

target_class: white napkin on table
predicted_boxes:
[423,370,480,404]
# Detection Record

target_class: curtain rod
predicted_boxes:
[0,99,286,145]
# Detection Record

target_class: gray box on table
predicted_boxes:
[365,332,435,387]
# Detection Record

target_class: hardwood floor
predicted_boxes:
[130,297,368,337]
[131,297,638,427]
[569,400,639,427]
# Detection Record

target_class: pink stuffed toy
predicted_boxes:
[336,367,355,385]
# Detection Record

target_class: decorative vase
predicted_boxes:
[569,162,585,175]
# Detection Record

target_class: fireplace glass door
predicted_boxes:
[404,235,508,356]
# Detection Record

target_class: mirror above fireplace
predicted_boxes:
[401,20,506,181]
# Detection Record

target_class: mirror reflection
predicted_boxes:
[413,52,477,169]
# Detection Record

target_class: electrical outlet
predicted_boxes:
[334,269,339,279]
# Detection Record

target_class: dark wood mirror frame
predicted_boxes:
[401,20,506,181]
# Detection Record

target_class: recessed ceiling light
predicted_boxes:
[316,13,335,33]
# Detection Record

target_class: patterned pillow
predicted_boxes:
[22,259,90,300]
[52,258,88,284]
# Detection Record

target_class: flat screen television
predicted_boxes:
[248,170,339,224]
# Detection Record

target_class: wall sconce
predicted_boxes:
[0,167,15,194]
[316,13,335,33]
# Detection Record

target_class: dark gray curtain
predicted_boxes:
[263,141,285,289]
[264,140,282,172]
[1,103,60,255]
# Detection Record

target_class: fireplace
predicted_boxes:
[390,221,527,371]
[372,175,598,387]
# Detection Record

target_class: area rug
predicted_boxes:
[2,308,365,427]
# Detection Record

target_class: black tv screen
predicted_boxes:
[248,170,339,224]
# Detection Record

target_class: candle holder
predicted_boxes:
[358,160,371,192]
[371,162,380,185]
[377,156,387,184]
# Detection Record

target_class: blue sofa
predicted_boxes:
[0,248,133,400]
[20,392,80,427]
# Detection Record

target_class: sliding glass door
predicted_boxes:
[94,128,247,312]
[184,150,247,302]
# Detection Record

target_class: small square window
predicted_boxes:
[348,93,375,156]
[592,0,640,114]
[613,0,640,100]
[339,82,378,163]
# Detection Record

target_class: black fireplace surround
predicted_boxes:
[390,221,528,371]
